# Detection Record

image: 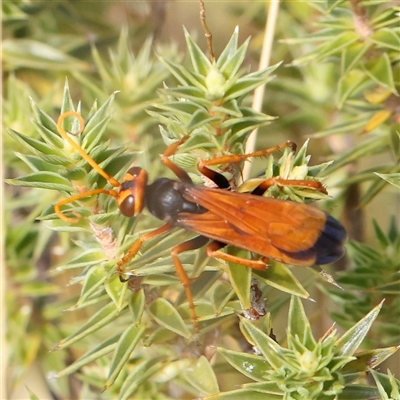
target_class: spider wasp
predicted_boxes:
[55,111,346,333]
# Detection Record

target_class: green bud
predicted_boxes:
[299,350,319,375]
[205,66,226,99]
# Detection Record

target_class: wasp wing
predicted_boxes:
[177,186,346,266]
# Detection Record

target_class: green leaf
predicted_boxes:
[158,100,202,116]
[221,108,275,129]
[216,26,239,70]
[182,356,220,396]
[187,109,220,130]
[128,289,146,325]
[42,213,90,231]
[342,346,400,374]
[148,298,192,339]
[7,127,65,157]
[337,70,367,108]
[153,359,193,383]
[227,110,276,141]
[159,57,205,89]
[312,115,370,138]
[20,282,60,297]
[325,0,347,13]
[204,387,282,399]
[335,300,384,357]
[341,42,371,75]
[224,68,277,102]
[362,53,397,94]
[213,99,242,118]
[326,135,388,173]
[158,86,209,106]
[81,92,117,150]
[105,274,128,311]
[26,388,40,400]
[338,385,382,399]
[254,262,310,299]
[359,173,394,206]
[57,333,121,377]
[59,249,106,271]
[375,172,400,189]
[6,172,73,191]
[60,78,76,115]
[370,28,400,52]
[218,348,270,382]
[287,296,316,348]
[219,38,250,78]
[211,281,234,315]
[387,215,399,244]
[56,302,126,350]
[143,327,176,346]
[292,32,359,66]
[239,318,284,368]
[2,39,90,71]
[2,2,29,22]
[105,323,146,389]
[30,111,65,149]
[227,260,251,310]
[118,357,166,400]
[370,369,400,399]
[14,153,60,173]
[184,27,211,76]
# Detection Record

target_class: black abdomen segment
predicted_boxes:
[280,215,347,265]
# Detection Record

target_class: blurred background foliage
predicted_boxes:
[3,1,400,399]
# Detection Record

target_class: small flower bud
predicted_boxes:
[299,350,319,374]
[205,66,226,100]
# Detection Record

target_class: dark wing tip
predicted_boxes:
[314,215,347,264]
[277,214,347,265]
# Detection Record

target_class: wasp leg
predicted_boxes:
[170,235,210,334]
[197,141,296,190]
[206,241,268,271]
[197,165,231,189]
[250,177,327,196]
[117,223,174,280]
[160,135,192,183]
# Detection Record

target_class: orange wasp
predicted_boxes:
[56,111,346,333]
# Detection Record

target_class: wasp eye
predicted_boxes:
[119,195,135,217]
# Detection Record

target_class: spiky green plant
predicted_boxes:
[278,1,400,206]
[324,218,400,347]
[215,296,399,400]
[4,1,399,399]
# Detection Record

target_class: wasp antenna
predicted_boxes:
[54,188,119,223]
[57,111,121,188]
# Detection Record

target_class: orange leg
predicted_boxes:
[206,241,268,271]
[199,141,296,169]
[251,177,327,195]
[197,141,296,188]
[160,136,303,194]
[170,236,209,334]
[55,188,118,223]
[160,135,192,183]
[161,136,297,190]
[117,223,174,279]
[170,238,269,334]
[57,111,120,188]
[196,142,326,195]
